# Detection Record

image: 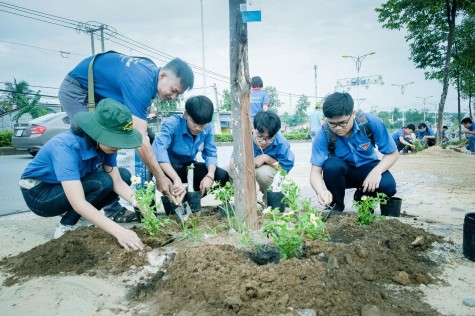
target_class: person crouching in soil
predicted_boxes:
[19,99,144,250]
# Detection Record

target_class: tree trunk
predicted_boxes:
[436,0,457,145]
[229,0,257,229]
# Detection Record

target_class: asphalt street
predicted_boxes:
[0,142,313,217]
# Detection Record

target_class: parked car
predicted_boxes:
[11,112,70,156]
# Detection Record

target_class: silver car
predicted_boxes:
[11,112,70,156]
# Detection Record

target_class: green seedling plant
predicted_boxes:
[280,179,300,211]
[209,181,246,234]
[412,140,426,152]
[132,176,171,236]
[353,192,387,226]
[179,213,203,240]
[262,182,330,259]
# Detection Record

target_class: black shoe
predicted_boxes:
[330,203,345,213]
[353,189,364,202]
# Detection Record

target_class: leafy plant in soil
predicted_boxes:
[353,192,387,226]
[209,181,244,232]
[132,176,172,236]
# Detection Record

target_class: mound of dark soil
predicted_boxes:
[0,213,444,315]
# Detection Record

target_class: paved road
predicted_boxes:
[0,142,314,217]
[0,155,32,216]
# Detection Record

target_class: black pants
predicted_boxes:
[170,162,229,192]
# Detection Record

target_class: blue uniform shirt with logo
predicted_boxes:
[68,52,159,120]
[152,114,218,167]
[310,113,397,168]
[253,133,295,173]
[21,131,116,183]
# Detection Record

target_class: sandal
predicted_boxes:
[107,207,139,223]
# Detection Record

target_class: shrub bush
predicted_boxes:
[0,131,13,147]
[283,130,308,141]
[214,133,233,143]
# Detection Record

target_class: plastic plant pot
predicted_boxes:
[267,191,286,212]
[161,196,175,216]
[463,212,475,262]
[380,197,402,217]
[185,191,201,213]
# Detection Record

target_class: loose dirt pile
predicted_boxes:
[1,212,444,315]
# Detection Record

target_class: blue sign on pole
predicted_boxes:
[242,10,261,23]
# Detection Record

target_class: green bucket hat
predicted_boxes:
[74,99,142,149]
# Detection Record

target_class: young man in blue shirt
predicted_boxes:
[59,52,194,197]
[152,96,229,200]
[231,111,295,201]
[391,124,416,153]
[309,101,325,141]
[459,117,475,153]
[250,76,270,120]
[310,92,399,212]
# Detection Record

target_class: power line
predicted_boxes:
[0,89,58,99]
[0,2,315,100]
[0,39,87,57]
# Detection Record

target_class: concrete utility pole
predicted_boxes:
[314,65,318,100]
[200,0,207,95]
[86,24,106,55]
[229,0,257,228]
[213,83,221,133]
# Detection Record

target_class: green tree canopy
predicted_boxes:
[155,95,184,112]
[12,92,52,123]
[1,79,34,110]
[376,0,473,144]
[263,86,282,111]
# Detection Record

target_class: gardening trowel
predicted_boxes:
[169,191,192,223]
[322,204,335,222]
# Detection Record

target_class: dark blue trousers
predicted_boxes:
[322,157,396,208]
[21,168,131,225]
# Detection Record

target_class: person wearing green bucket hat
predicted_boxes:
[19,99,145,250]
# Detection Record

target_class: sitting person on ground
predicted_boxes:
[442,125,449,143]
[152,95,229,203]
[391,124,416,154]
[19,99,144,250]
[458,117,475,153]
[230,111,295,202]
[417,122,436,147]
[310,92,399,212]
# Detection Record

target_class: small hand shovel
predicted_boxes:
[169,192,192,223]
[322,204,335,222]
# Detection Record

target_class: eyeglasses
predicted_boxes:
[254,133,275,144]
[327,115,353,128]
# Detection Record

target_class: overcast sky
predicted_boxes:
[0,0,463,115]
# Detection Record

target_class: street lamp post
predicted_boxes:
[392,82,414,127]
[416,96,433,122]
[342,52,376,110]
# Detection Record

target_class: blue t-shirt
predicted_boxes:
[252,133,295,173]
[417,127,436,139]
[310,109,324,133]
[250,88,270,118]
[21,131,116,183]
[311,113,397,168]
[152,114,218,167]
[68,52,159,120]
[391,129,405,142]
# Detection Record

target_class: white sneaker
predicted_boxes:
[53,223,78,239]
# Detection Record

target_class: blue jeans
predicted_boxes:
[322,157,397,208]
[467,135,475,152]
[21,168,131,225]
